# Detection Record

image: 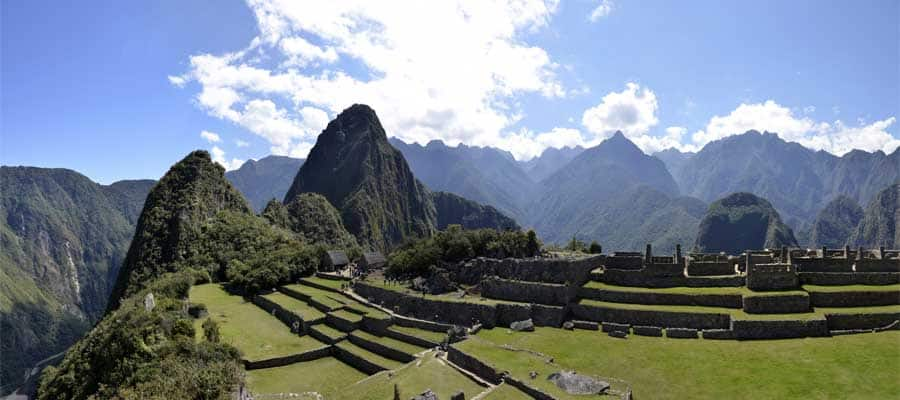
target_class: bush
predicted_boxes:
[202,319,220,343]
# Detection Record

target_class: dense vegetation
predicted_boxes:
[850,183,900,248]
[386,225,541,277]
[694,192,798,254]
[108,150,251,309]
[809,195,864,247]
[37,269,244,400]
[432,191,519,231]
[225,155,304,212]
[0,167,152,394]
[263,192,359,250]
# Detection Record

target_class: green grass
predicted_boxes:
[246,356,366,397]
[816,304,900,314]
[311,324,346,341]
[300,276,346,291]
[344,301,391,319]
[261,291,326,321]
[803,284,900,293]
[582,281,748,296]
[480,383,532,399]
[336,341,406,370]
[744,290,809,297]
[461,327,900,400]
[389,325,448,344]
[189,284,326,361]
[282,283,347,309]
[334,351,485,400]
[330,309,364,323]
[351,330,429,355]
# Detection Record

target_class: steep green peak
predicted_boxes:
[322,103,386,144]
[280,192,358,248]
[850,183,900,248]
[810,195,864,247]
[694,192,798,255]
[107,150,251,309]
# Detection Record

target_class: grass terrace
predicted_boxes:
[261,291,326,321]
[480,383,532,399]
[335,341,406,370]
[310,324,346,341]
[743,289,809,297]
[578,298,830,321]
[246,356,366,397]
[330,309,364,324]
[335,352,485,400]
[802,284,900,293]
[388,325,448,344]
[461,327,900,400]
[816,304,900,315]
[282,283,347,310]
[189,284,326,362]
[351,330,429,356]
[582,281,749,296]
[300,276,346,291]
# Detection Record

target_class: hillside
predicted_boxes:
[694,192,798,254]
[527,132,688,251]
[391,138,535,221]
[520,145,585,182]
[108,150,251,309]
[0,167,151,395]
[263,193,358,249]
[432,191,520,231]
[226,155,304,212]
[809,195,864,247]
[849,183,900,248]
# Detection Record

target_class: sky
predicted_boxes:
[2,0,898,184]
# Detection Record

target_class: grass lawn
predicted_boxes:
[803,284,900,293]
[461,327,900,400]
[189,284,326,361]
[330,309,364,323]
[261,291,326,321]
[282,283,347,309]
[579,298,828,321]
[246,356,366,397]
[480,383,532,399]
[300,276,346,291]
[816,304,900,314]
[351,330,429,355]
[336,341,406,370]
[335,351,486,400]
[389,325,448,344]
[311,324,346,341]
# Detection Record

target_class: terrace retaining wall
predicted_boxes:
[348,333,416,363]
[687,262,735,276]
[481,277,571,306]
[531,304,566,327]
[808,290,900,307]
[824,312,900,330]
[798,272,900,286]
[383,327,440,348]
[503,376,555,400]
[600,269,745,288]
[252,294,310,334]
[392,314,454,333]
[446,255,603,286]
[355,283,498,327]
[578,286,743,308]
[571,302,731,330]
[731,319,829,339]
[447,346,502,385]
[243,345,332,370]
[333,345,387,375]
[742,293,810,314]
[326,313,359,332]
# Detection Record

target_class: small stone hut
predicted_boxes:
[321,250,350,271]
[359,251,387,270]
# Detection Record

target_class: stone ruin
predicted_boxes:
[547,371,610,395]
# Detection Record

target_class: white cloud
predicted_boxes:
[689,100,899,155]
[582,82,658,140]
[210,146,244,170]
[200,130,221,143]
[168,75,187,87]
[589,0,614,22]
[235,139,250,147]
[172,0,566,160]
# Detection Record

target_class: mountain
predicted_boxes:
[0,167,152,395]
[262,193,358,249]
[527,132,691,251]
[674,130,900,233]
[849,183,900,248]
[809,195,864,247]
[432,191,519,231]
[694,192,798,255]
[226,155,304,213]
[520,146,585,183]
[108,150,251,309]
[654,148,695,179]
[391,138,535,220]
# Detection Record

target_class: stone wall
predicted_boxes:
[571,302,730,329]
[687,261,735,276]
[793,258,853,273]
[243,345,332,370]
[447,346,502,385]
[280,285,343,312]
[326,313,359,332]
[856,259,900,273]
[348,333,416,363]
[809,290,900,307]
[383,327,440,348]
[742,293,810,314]
[355,283,498,327]
[445,255,603,286]
[666,328,698,338]
[333,345,387,375]
[252,294,312,334]
[824,312,900,331]
[503,376,555,400]
[481,277,571,306]
[495,303,532,327]
[746,263,798,291]
[604,254,643,270]
[731,318,829,339]
[392,314,455,333]
[578,286,743,308]
[531,304,567,327]
[798,272,900,286]
[600,269,745,288]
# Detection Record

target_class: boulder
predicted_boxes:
[412,389,438,400]
[547,371,610,395]
[608,330,627,338]
[562,321,575,330]
[510,319,535,332]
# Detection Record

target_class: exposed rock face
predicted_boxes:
[694,192,798,255]
[0,167,152,395]
[850,184,900,248]
[264,193,358,248]
[108,150,251,309]
[547,371,610,395]
[285,104,437,251]
[226,155,304,212]
[809,195,864,247]
[432,191,519,231]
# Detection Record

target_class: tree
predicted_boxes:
[588,241,602,254]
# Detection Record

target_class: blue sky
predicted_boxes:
[2,0,898,183]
